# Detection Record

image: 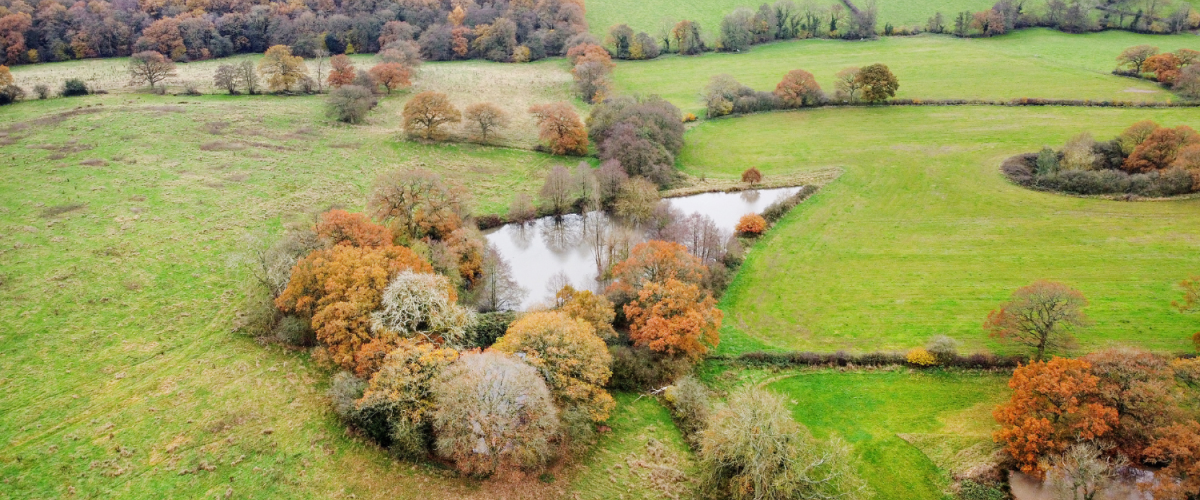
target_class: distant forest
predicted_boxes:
[0,0,588,65]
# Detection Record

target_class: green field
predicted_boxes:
[613,29,1200,115]
[692,105,1200,355]
[768,370,1009,500]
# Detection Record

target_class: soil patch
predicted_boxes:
[40,203,87,218]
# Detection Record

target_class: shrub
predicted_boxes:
[760,186,818,224]
[613,177,661,224]
[735,214,766,236]
[698,387,867,500]
[607,344,691,390]
[328,371,366,423]
[33,84,49,99]
[433,351,559,475]
[906,348,936,366]
[61,78,89,97]
[682,113,697,122]
[273,315,315,346]
[926,335,959,365]
[326,85,378,124]
[957,479,1007,500]
[371,271,474,346]
[662,375,709,444]
[356,339,459,453]
[493,311,615,424]
[464,311,516,348]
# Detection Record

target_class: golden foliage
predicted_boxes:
[556,285,617,340]
[358,338,460,427]
[258,45,307,92]
[735,214,766,235]
[905,348,936,366]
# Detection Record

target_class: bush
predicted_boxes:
[464,311,516,348]
[607,344,692,390]
[735,214,767,236]
[760,185,818,224]
[662,375,709,445]
[33,84,49,99]
[957,479,1007,500]
[926,335,959,365]
[61,78,89,97]
[356,339,459,453]
[493,311,615,424]
[273,315,315,346]
[0,84,24,105]
[906,348,937,366]
[698,387,867,500]
[326,85,378,124]
[433,351,559,475]
[371,271,474,346]
[328,371,366,423]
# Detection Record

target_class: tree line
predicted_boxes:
[0,0,587,66]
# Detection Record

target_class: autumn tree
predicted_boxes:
[735,214,767,236]
[258,45,308,92]
[624,278,722,361]
[1176,65,1200,100]
[433,351,560,475]
[992,357,1119,478]
[774,68,824,107]
[672,20,704,55]
[855,63,899,103]
[984,280,1090,361]
[127,51,176,90]
[368,62,411,94]
[1116,45,1159,73]
[1081,348,1178,460]
[1143,420,1200,500]
[613,177,660,225]
[355,339,459,453]
[493,311,615,426]
[274,244,433,369]
[368,168,468,242]
[741,167,762,186]
[403,91,461,140]
[314,209,393,247]
[834,67,864,102]
[371,271,473,346]
[1118,119,1160,155]
[463,102,509,143]
[327,54,356,88]
[555,285,617,340]
[530,102,588,156]
[1144,52,1183,84]
[1123,125,1200,173]
[0,65,19,104]
[607,239,705,302]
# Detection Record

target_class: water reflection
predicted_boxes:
[485,186,802,309]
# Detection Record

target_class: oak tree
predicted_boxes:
[327,54,356,87]
[530,102,588,156]
[855,63,899,103]
[984,280,1090,361]
[403,91,461,140]
[368,62,411,94]
[463,102,509,143]
[258,45,308,92]
[128,51,176,89]
[774,68,824,107]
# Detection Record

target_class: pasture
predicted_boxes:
[694,105,1200,354]
[613,29,1200,115]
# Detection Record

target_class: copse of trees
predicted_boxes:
[944,0,1197,38]
[567,43,613,104]
[605,24,660,60]
[1115,45,1200,99]
[0,0,588,67]
[704,64,897,118]
[587,95,685,187]
[1003,120,1200,197]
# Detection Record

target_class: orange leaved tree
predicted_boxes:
[1143,420,1200,500]
[624,278,722,361]
[735,214,766,236]
[403,91,461,140]
[984,280,1089,361]
[529,102,588,156]
[369,62,411,94]
[314,209,393,247]
[606,240,706,305]
[327,54,356,87]
[774,69,824,108]
[992,357,1118,479]
[1122,125,1200,173]
[275,244,432,369]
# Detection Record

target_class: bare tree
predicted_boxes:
[236,60,259,95]
[311,48,330,93]
[213,64,239,94]
[463,102,510,143]
[573,162,600,210]
[539,165,577,215]
[596,159,629,204]
[1046,443,1126,500]
[476,245,527,311]
[672,213,727,265]
[507,193,537,222]
[128,51,176,90]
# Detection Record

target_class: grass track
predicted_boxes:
[688,105,1200,354]
[613,30,1200,115]
[767,370,1009,500]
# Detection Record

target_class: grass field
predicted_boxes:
[0,93,595,498]
[586,0,1200,38]
[689,105,1200,355]
[766,369,1009,500]
[613,29,1200,115]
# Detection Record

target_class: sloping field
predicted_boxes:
[687,105,1200,354]
[613,29,1200,115]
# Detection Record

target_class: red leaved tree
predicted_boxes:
[368,62,411,94]
[992,357,1119,479]
[327,54,356,87]
[1143,421,1200,500]
[1123,125,1200,173]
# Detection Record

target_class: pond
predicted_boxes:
[484,186,803,310]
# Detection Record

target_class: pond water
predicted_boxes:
[484,186,803,310]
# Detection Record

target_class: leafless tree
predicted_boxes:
[236,60,259,94]
[464,102,510,143]
[475,245,527,312]
[573,162,600,210]
[508,193,537,222]
[128,51,176,90]
[539,165,577,215]
[369,168,469,241]
[1046,443,1126,500]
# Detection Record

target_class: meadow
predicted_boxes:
[613,29,1200,115]
[691,105,1200,355]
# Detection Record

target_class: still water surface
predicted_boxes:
[484,186,802,309]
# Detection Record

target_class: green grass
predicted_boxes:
[768,370,1009,500]
[613,29,1200,115]
[0,93,579,499]
[690,105,1200,355]
[567,393,697,500]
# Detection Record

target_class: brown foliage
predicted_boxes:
[463,102,510,143]
[855,63,899,103]
[327,54,355,87]
[274,244,432,369]
[368,62,411,94]
[1116,45,1159,73]
[1123,125,1200,173]
[992,357,1119,479]
[774,69,824,107]
[314,209,393,247]
[1080,349,1178,461]
[624,278,722,361]
[1143,421,1200,500]
[1118,119,1160,155]
[1144,52,1182,84]
[735,214,767,236]
[127,51,176,89]
[530,102,588,156]
[741,167,762,186]
[403,91,461,140]
[984,280,1089,361]
[606,240,706,304]
[368,168,468,242]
